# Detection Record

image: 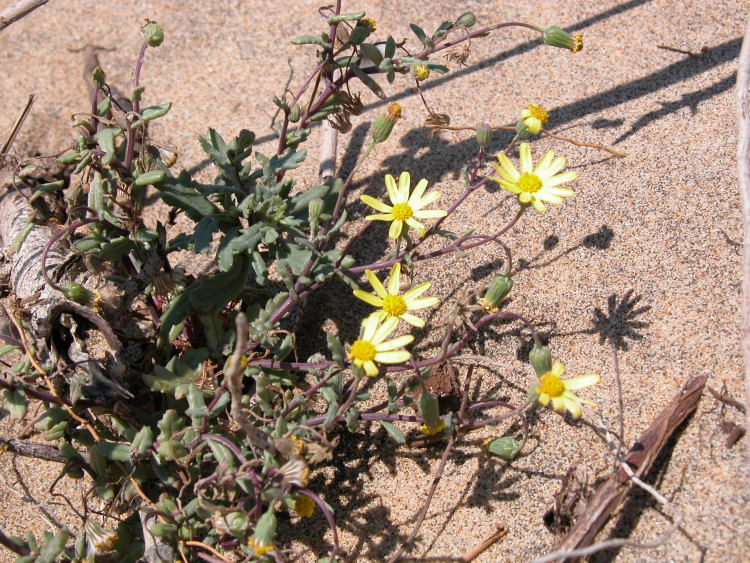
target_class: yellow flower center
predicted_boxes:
[517,173,542,193]
[527,104,549,124]
[536,373,565,397]
[349,339,376,362]
[391,202,414,220]
[382,294,407,316]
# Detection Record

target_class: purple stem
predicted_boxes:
[41,217,102,290]
[123,39,149,172]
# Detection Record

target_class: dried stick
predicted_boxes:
[0,94,35,157]
[736,10,750,466]
[0,0,50,32]
[547,375,706,562]
[461,523,508,562]
[1,436,68,463]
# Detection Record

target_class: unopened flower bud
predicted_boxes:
[308,197,324,224]
[143,20,164,47]
[62,282,93,305]
[479,274,512,312]
[371,102,401,143]
[455,12,477,28]
[418,390,440,430]
[411,63,430,81]
[289,104,301,123]
[529,343,552,376]
[542,26,583,53]
[483,436,521,460]
[475,123,493,149]
[248,508,276,557]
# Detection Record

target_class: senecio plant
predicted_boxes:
[0,6,604,563]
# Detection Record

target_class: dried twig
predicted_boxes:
[0,0,50,32]
[736,10,750,466]
[461,523,508,562]
[0,94,35,157]
[544,376,706,562]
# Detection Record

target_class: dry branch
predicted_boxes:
[0,0,50,32]
[550,375,706,561]
[736,10,750,467]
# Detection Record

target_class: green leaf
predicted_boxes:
[409,23,433,49]
[385,35,396,58]
[2,387,27,419]
[193,215,218,254]
[291,35,329,48]
[199,128,241,187]
[351,64,386,99]
[378,421,406,444]
[97,236,133,261]
[360,43,383,66]
[326,11,365,23]
[36,528,70,563]
[132,102,172,128]
[216,225,262,271]
[134,169,167,186]
[29,181,64,203]
[157,170,220,222]
[94,127,123,165]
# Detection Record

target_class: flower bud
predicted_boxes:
[248,508,276,557]
[143,21,164,47]
[455,12,477,28]
[483,436,521,460]
[475,123,493,150]
[411,63,430,81]
[371,102,401,143]
[225,511,249,537]
[418,390,440,430]
[308,197,324,224]
[289,104,301,123]
[529,343,552,376]
[62,282,93,305]
[542,26,583,53]
[479,274,512,312]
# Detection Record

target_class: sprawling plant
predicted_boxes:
[0,6,620,562]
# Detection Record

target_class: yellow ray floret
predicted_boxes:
[361,171,448,239]
[534,361,600,419]
[348,316,414,376]
[491,143,577,212]
[353,263,439,327]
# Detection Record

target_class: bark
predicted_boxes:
[551,376,706,562]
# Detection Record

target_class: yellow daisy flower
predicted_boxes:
[534,361,600,419]
[360,171,448,239]
[348,316,413,376]
[520,103,549,134]
[491,142,577,212]
[353,263,439,327]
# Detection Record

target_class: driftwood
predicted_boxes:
[735,11,750,467]
[549,375,706,561]
[0,0,51,33]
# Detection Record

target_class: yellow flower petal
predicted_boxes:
[388,263,401,294]
[353,289,384,308]
[361,194,393,213]
[365,269,388,298]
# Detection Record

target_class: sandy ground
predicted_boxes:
[0,0,749,561]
